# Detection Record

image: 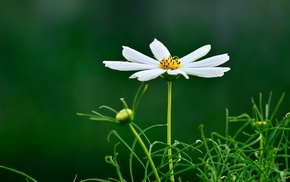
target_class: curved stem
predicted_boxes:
[167,81,174,181]
[128,123,161,182]
[0,165,37,182]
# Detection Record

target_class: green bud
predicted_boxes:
[116,109,133,124]
[252,120,268,131]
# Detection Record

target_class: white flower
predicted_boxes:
[103,39,230,81]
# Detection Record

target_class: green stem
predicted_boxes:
[259,134,264,158]
[128,123,161,182]
[259,134,265,182]
[0,165,37,182]
[167,81,174,181]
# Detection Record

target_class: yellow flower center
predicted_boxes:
[159,56,181,70]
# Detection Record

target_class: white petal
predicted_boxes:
[181,67,230,78]
[167,69,189,79]
[183,54,229,68]
[129,68,166,81]
[149,38,171,60]
[180,45,211,64]
[122,46,159,65]
[103,61,158,71]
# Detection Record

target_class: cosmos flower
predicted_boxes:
[103,39,230,81]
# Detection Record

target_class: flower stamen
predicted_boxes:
[159,56,181,70]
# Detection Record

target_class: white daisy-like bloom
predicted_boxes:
[103,39,230,81]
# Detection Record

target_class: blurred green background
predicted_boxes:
[1,0,290,181]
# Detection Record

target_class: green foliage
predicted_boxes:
[198,98,290,181]
[77,93,290,181]
[1,85,290,182]
[197,93,290,181]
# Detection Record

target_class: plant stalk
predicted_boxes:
[128,123,161,182]
[167,81,175,181]
[0,165,37,182]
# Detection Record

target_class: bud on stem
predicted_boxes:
[116,109,133,124]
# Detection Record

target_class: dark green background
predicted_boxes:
[1,0,289,181]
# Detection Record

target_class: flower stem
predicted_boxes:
[259,133,266,182]
[0,165,38,182]
[128,123,161,182]
[167,81,174,181]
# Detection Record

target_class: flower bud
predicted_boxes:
[252,120,268,131]
[116,109,133,124]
